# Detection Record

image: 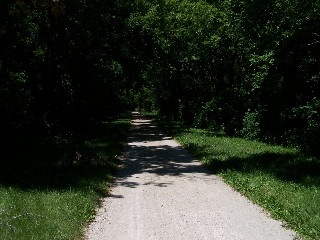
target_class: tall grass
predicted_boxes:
[0,114,131,240]
[153,118,320,240]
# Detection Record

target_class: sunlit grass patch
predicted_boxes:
[0,188,96,240]
[0,115,131,240]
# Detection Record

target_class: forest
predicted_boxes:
[1,0,320,163]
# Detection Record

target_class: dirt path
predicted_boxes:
[85,112,297,240]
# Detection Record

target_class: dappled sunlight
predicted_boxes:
[113,113,214,190]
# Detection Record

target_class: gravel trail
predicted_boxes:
[85,112,297,240]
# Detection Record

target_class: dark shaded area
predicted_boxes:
[0,165,112,193]
[150,117,187,139]
[0,116,131,194]
[0,0,136,171]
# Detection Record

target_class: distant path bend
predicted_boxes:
[85,112,297,240]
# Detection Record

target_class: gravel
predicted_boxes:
[85,112,297,240]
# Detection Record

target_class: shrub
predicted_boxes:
[241,109,262,140]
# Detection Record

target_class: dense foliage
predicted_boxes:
[1,0,134,166]
[128,0,320,155]
[1,0,320,161]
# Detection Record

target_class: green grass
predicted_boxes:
[154,118,320,240]
[0,114,131,240]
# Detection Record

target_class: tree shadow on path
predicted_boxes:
[112,112,213,189]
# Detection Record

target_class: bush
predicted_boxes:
[241,109,262,140]
[194,99,223,130]
[289,98,320,155]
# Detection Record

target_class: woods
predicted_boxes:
[1,0,134,167]
[1,0,320,162]
[1,1,320,239]
[129,0,320,155]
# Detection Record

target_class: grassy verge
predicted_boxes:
[153,117,320,240]
[0,114,131,240]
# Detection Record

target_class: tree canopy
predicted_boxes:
[1,0,320,162]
